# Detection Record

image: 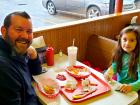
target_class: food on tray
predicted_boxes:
[82,78,90,87]
[60,71,111,102]
[43,85,55,94]
[56,74,66,81]
[67,66,87,75]
[72,87,97,99]
[81,78,98,92]
[37,78,60,98]
[82,78,90,92]
[65,80,77,91]
[66,65,91,78]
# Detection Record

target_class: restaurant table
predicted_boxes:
[33,54,138,105]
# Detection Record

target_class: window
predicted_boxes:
[0,0,137,29]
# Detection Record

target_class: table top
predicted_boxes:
[33,54,138,105]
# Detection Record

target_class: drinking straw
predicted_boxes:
[72,38,75,46]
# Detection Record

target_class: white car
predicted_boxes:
[42,0,135,18]
[134,0,140,9]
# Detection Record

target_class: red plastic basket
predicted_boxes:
[36,78,60,98]
[65,65,91,79]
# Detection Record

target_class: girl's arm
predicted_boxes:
[119,64,140,93]
[104,66,114,81]
[129,64,140,91]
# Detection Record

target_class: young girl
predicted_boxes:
[104,26,140,94]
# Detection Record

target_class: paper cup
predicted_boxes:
[67,46,78,66]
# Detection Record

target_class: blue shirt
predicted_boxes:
[0,37,42,105]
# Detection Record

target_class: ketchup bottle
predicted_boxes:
[46,47,54,66]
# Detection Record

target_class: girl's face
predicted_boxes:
[121,32,137,53]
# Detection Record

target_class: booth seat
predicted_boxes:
[85,35,117,71]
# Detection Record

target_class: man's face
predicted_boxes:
[5,15,33,55]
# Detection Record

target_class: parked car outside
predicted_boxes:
[42,0,136,18]
[134,0,140,9]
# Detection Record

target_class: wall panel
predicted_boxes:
[33,10,140,61]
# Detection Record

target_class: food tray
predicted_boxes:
[60,72,111,102]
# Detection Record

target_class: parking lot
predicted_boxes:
[0,0,137,31]
[0,0,81,29]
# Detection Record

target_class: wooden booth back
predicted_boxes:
[33,10,140,67]
[85,35,117,70]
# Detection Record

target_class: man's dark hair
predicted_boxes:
[3,11,31,29]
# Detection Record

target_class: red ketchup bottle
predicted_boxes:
[46,47,54,66]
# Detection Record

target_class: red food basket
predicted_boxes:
[36,78,60,98]
[65,65,91,79]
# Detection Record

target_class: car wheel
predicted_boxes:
[47,1,56,15]
[86,6,101,18]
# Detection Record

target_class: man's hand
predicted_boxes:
[27,46,37,60]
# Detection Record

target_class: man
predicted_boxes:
[0,11,42,105]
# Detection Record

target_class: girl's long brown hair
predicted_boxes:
[113,26,140,79]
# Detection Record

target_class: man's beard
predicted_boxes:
[15,38,32,55]
[5,33,32,55]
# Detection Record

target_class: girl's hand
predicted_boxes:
[104,73,113,82]
[27,46,37,60]
[118,84,132,93]
[104,66,114,82]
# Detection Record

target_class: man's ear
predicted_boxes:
[1,26,7,39]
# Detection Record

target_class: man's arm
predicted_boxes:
[0,63,22,105]
[27,46,42,75]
